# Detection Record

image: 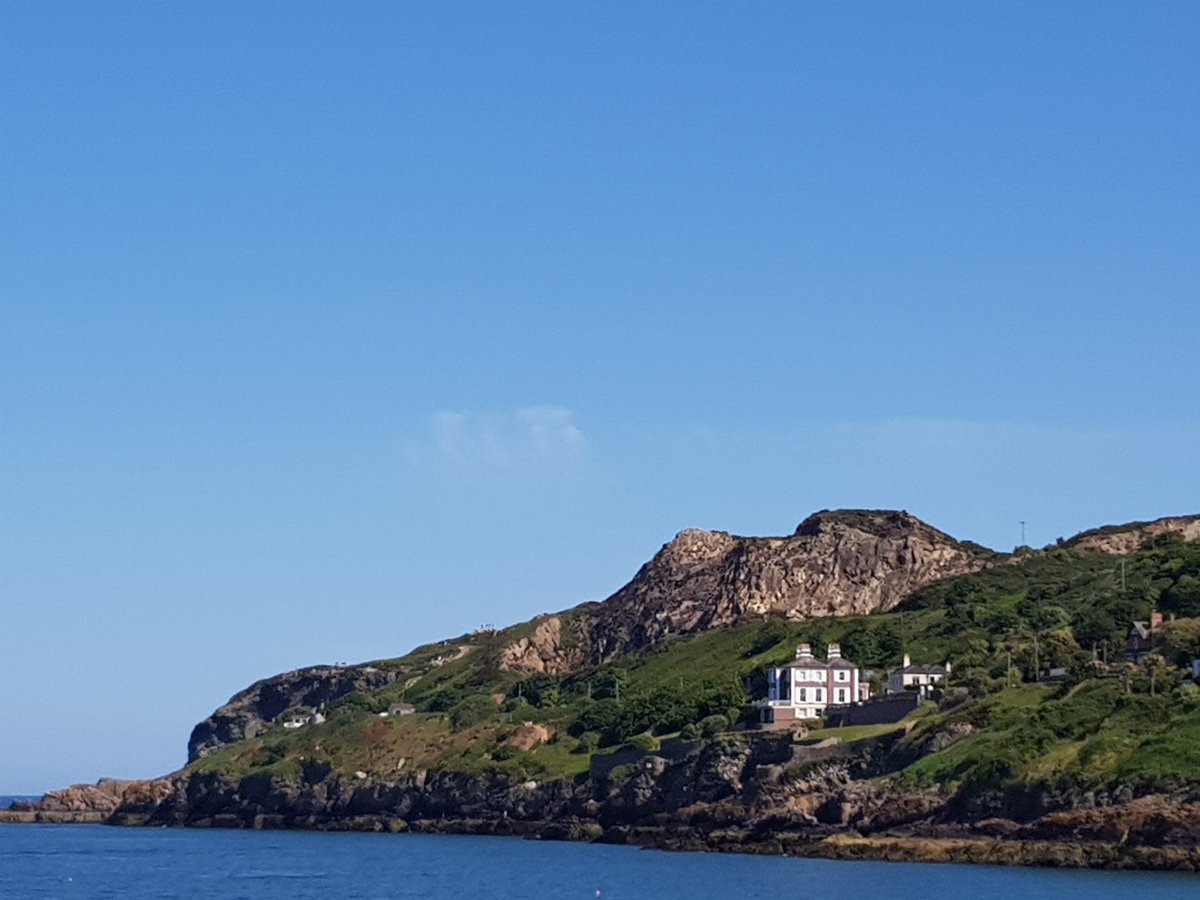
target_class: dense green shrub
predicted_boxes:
[449,695,499,731]
[622,734,658,753]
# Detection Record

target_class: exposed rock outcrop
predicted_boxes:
[588,510,987,660]
[496,615,588,675]
[1067,515,1200,555]
[0,778,171,824]
[503,723,555,751]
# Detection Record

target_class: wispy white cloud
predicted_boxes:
[420,406,585,477]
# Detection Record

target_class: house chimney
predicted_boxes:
[796,643,813,659]
[826,643,842,660]
[903,653,911,668]
[944,661,951,675]
[1151,611,1164,629]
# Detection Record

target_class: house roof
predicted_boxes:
[777,656,860,671]
[896,664,948,676]
[777,658,828,670]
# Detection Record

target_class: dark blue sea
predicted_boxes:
[0,824,1195,899]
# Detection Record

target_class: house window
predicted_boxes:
[814,689,823,702]
[799,688,807,702]
[836,670,847,682]
[837,688,846,703]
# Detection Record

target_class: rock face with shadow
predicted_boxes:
[586,509,988,662]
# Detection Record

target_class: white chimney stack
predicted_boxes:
[903,653,911,668]
[796,643,813,659]
[826,643,842,660]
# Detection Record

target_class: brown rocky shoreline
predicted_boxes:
[8,730,1200,873]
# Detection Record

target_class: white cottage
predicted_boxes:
[886,654,950,696]
[762,643,871,724]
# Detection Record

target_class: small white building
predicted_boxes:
[762,643,871,723]
[886,654,950,696]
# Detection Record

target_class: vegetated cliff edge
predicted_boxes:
[188,666,402,762]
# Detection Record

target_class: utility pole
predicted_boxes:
[1020,520,1026,547]
[1121,559,1127,592]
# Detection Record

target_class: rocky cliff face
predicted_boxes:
[495,615,589,676]
[1067,514,1200,555]
[0,778,171,824]
[97,724,1200,870]
[586,510,987,661]
[188,665,400,762]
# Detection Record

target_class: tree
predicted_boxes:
[449,695,500,731]
[876,623,903,663]
[840,624,878,666]
[1162,575,1200,618]
[748,618,790,656]
[594,668,629,701]
[1071,605,1120,652]
[1142,653,1170,697]
[1158,618,1200,667]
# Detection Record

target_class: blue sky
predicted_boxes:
[2,3,1198,792]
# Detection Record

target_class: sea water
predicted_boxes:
[0,824,1194,900]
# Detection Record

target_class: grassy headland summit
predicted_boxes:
[11,508,1200,871]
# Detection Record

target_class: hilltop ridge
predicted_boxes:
[585,509,987,663]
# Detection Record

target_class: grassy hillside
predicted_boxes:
[186,533,1200,796]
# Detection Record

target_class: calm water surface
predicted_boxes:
[0,824,1194,900]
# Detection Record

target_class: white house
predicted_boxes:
[886,654,950,696]
[762,643,871,723]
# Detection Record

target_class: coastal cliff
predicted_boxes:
[98,717,1200,871]
[10,508,1200,872]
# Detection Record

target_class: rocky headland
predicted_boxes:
[9,509,1200,873]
